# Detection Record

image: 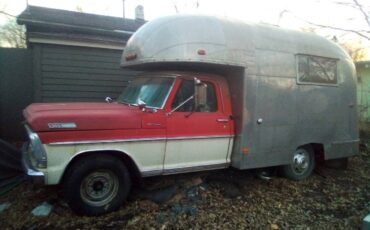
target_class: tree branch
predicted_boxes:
[0,10,16,18]
[304,20,370,40]
[280,10,370,40]
[332,1,358,9]
[352,0,370,28]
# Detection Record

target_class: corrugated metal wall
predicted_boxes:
[34,44,139,102]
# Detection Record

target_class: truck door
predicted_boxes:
[164,78,232,173]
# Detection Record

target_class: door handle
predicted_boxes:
[216,118,229,123]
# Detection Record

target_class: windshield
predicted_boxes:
[117,77,174,108]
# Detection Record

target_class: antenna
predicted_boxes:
[122,0,125,18]
[135,5,144,20]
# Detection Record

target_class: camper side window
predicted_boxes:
[297,55,337,85]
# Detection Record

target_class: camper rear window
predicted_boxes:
[297,55,337,85]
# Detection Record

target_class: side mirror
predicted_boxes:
[138,98,147,110]
[105,97,113,103]
[194,77,207,110]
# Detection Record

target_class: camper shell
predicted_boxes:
[121,15,359,170]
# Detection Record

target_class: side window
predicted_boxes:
[171,80,194,112]
[171,80,218,112]
[297,55,337,84]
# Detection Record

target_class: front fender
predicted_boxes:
[43,140,165,185]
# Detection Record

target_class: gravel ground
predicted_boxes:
[0,143,369,230]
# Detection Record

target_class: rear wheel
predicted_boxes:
[281,147,315,181]
[63,155,131,216]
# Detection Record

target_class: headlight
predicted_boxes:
[25,125,47,168]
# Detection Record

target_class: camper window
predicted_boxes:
[297,55,337,85]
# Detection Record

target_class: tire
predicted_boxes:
[280,146,315,181]
[63,155,131,216]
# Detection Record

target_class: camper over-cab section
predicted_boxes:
[22,15,358,216]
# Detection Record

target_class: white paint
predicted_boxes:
[43,139,166,184]
[164,137,232,170]
[40,136,234,185]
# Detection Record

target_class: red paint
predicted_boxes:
[24,72,235,144]
[142,112,167,129]
[39,128,166,144]
[165,75,233,139]
[24,102,143,132]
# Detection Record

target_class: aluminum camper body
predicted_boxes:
[121,15,359,170]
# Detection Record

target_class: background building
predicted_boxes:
[0,6,145,141]
[357,61,370,127]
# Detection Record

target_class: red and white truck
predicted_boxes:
[22,15,358,215]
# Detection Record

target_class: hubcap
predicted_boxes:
[292,150,309,175]
[80,170,119,207]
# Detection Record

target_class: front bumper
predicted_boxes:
[22,143,45,185]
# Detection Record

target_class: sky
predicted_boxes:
[0,0,369,56]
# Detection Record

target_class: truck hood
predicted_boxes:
[24,102,142,132]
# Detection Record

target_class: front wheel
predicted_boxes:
[63,155,131,216]
[280,147,315,181]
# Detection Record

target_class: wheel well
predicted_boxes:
[60,150,142,186]
[301,143,325,164]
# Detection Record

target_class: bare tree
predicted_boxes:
[0,19,26,48]
[0,4,26,49]
[352,0,370,28]
[75,5,84,13]
[279,0,370,40]
[340,41,369,61]
[172,0,200,13]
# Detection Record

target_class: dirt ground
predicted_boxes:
[0,143,369,230]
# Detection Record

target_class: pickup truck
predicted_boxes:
[22,15,359,216]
